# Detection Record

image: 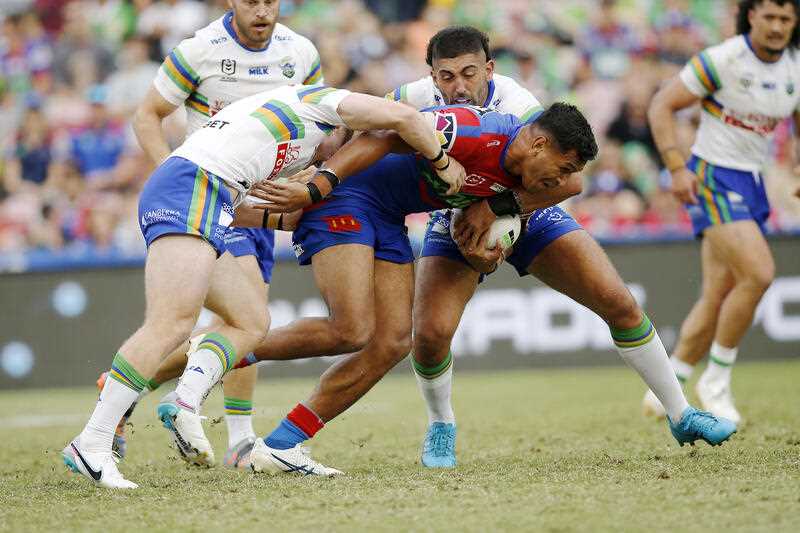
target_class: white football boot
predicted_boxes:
[249,438,342,476]
[62,439,138,489]
[157,391,215,467]
[696,374,742,425]
[642,388,667,418]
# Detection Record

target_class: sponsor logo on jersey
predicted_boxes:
[464,174,486,187]
[273,34,292,42]
[249,66,270,76]
[489,182,507,193]
[210,36,228,45]
[739,73,754,90]
[268,142,292,179]
[761,81,776,91]
[787,82,795,95]
[280,56,296,78]
[323,215,361,233]
[486,140,501,147]
[210,100,228,116]
[434,112,457,151]
[221,59,236,75]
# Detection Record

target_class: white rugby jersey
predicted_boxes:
[386,73,543,120]
[680,35,800,172]
[173,85,349,200]
[154,12,323,134]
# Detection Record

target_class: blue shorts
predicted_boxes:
[291,200,413,266]
[224,227,275,283]
[685,155,770,237]
[290,155,421,265]
[138,156,234,256]
[420,206,582,277]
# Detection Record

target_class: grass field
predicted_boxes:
[0,360,798,532]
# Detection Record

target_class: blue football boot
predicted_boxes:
[669,406,737,447]
[421,422,456,468]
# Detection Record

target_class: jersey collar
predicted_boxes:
[743,34,783,64]
[482,79,496,107]
[223,11,271,52]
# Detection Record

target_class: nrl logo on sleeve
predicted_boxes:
[280,56,296,78]
[221,59,236,75]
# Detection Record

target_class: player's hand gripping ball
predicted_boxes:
[450,208,521,250]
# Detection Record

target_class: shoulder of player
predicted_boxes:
[387,76,440,107]
[703,35,750,66]
[270,23,315,50]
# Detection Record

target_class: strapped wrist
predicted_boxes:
[306,182,323,204]
[428,148,445,165]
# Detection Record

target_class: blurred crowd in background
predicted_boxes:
[1,0,799,269]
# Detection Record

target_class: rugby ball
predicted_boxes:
[450,209,522,250]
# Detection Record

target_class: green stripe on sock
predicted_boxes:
[610,314,652,341]
[412,351,453,379]
[224,397,253,415]
[146,378,161,391]
[610,314,656,348]
[109,353,148,392]
[676,375,687,384]
[198,332,237,374]
[710,355,733,367]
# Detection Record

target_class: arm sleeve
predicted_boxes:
[300,88,352,126]
[300,38,324,85]
[385,78,435,109]
[153,38,204,106]
[679,43,726,97]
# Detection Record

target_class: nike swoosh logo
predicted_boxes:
[71,443,102,481]
[270,453,315,475]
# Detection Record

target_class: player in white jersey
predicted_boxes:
[61,83,466,488]
[645,0,800,423]
[380,26,725,469]
[97,0,325,468]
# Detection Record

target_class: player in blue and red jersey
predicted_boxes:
[234,102,735,476]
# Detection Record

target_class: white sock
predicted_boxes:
[79,376,140,454]
[670,355,694,384]
[702,342,737,385]
[225,415,255,448]
[175,347,225,411]
[413,356,455,425]
[616,330,689,422]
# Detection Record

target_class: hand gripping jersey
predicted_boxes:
[680,35,800,172]
[154,12,323,134]
[387,73,543,122]
[172,85,350,201]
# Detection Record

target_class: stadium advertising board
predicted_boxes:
[1,238,798,389]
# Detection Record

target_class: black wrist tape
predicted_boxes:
[487,190,522,216]
[307,182,323,204]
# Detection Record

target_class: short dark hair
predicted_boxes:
[736,0,800,49]
[533,103,599,163]
[426,26,491,67]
